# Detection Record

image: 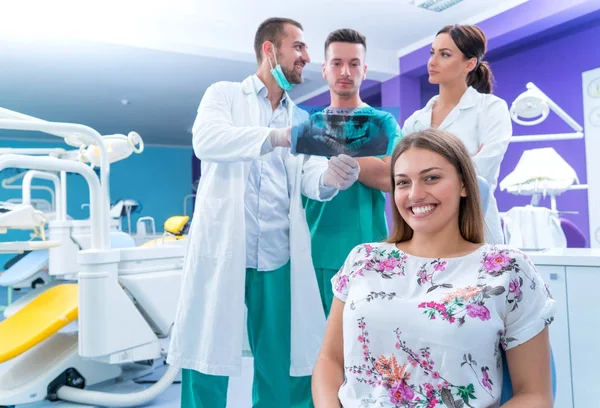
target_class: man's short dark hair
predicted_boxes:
[324,28,367,57]
[254,17,303,63]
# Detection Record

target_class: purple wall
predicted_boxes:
[490,19,600,245]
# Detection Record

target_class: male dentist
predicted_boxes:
[167,17,360,408]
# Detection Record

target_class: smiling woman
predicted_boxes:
[312,128,555,408]
[388,128,484,246]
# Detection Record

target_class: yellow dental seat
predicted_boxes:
[164,216,189,236]
[0,284,78,363]
[140,215,189,247]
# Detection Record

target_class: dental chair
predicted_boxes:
[559,217,587,248]
[0,117,182,407]
[477,176,557,403]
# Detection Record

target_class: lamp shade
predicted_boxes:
[500,147,578,196]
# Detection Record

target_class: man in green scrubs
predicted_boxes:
[303,28,403,316]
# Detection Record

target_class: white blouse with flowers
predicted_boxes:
[332,242,555,408]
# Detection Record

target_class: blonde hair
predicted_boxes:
[387,128,485,244]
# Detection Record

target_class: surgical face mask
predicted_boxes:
[268,50,294,91]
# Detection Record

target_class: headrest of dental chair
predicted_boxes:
[559,217,587,248]
[164,215,190,236]
[477,176,491,214]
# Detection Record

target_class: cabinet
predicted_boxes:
[536,265,573,408]
[527,249,600,408]
[565,266,600,408]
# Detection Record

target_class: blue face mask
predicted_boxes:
[269,51,294,91]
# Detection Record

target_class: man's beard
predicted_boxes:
[278,53,303,84]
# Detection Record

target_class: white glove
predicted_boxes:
[268,127,291,148]
[322,154,360,190]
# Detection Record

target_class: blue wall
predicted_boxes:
[0,138,193,267]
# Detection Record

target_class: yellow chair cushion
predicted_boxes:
[163,216,189,236]
[0,284,78,363]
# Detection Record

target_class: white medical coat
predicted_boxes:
[167,75,331,377]
[402,86,512,244]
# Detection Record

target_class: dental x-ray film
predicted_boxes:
[291,106,396,157]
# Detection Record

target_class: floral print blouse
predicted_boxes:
[331,242,555,408]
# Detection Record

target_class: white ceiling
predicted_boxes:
[0,0,527,146]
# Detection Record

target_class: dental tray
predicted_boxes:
[0,241,61,254]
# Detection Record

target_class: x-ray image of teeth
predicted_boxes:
[291,107,394,158]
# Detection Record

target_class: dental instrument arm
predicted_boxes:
[312,297,345,408]
[0,147,66,156]
[22,171,65,220]
[471,98,512,192]
[0,154,105,249]
[191,83,273,163]
[0,118,111,248]
[1,170,55,209]
[0,108,88,142]
[6,198,52,212]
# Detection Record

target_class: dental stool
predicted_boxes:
[477,176,557,403]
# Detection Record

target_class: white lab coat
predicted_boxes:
[167,75,330,377]
[402,86,512,244]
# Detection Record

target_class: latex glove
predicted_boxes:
[268,127,291,148]
[322,154,360,190]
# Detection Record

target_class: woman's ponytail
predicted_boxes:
[467,60,494,94]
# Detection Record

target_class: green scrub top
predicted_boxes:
[303,106,403,271]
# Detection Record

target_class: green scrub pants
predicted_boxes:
[315,268,339,317]
[180,262,314,408]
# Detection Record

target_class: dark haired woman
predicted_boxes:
[402,24,512,245]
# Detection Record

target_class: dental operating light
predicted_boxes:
[510,82,584,142]
[80,132,144,168]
